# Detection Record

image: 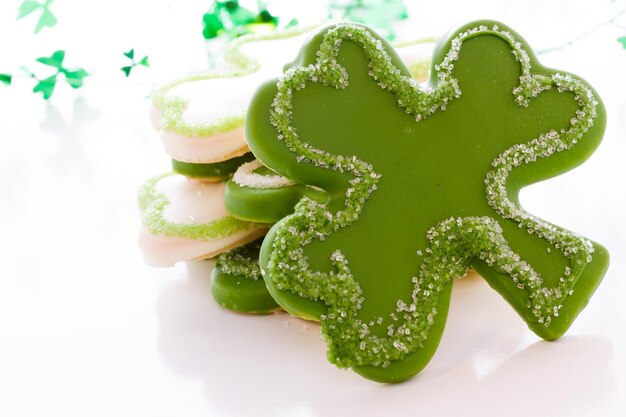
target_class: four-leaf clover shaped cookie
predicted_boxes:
[245,21,609,382]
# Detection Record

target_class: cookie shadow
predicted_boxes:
[39,97,99,178]
[156,267,614,417]
[157,261,362,416]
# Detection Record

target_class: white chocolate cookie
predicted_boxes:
[137,173,267,267]
[151,26,320,164]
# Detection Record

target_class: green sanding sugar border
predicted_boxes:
[216,239,263,281]
[137,172,259,240]
[264,23,598,368]
[151,24,323,139]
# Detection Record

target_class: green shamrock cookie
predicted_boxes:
[245,21,609,382]
[225,159,327,223]
[172,152,255,181]
[211,238,280,314]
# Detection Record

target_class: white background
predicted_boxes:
[1,1,625,416]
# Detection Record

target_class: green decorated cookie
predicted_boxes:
[211,238,280,314]
[225,159,327,223]
[245,21,609,382]
[172,152,255,181]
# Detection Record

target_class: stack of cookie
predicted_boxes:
[236,21,609,383]
[139,22,609,383]
[138,26,433,313]
[138,27,324,313]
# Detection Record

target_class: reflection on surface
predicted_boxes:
[157,267,613,417]
[157,261,362,415]
[40,97,100,178]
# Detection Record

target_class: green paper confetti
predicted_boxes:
[618,36,626,48]
[284,18,300,29]
[32,75,56,99]
[64,68,89,88]
[0,74,12,86]
[203,12,225,39]
[121,49,150,77]
[23,51,89,100]
[36,50,65,69]
[17,0,57,33]
[328,0,408,40]
[201,0,281,40]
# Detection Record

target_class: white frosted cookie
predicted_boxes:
[137,173,267,267]
[150,26,320,164]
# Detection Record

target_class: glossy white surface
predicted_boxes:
[1,1,626,416]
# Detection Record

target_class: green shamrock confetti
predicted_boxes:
[121,49,150,77]
[0,74,12,86]
[246,22,608,382]
[202,0,280,40]
[328,0,408,40]
[17,0,57,33]
[202,12,225,39]
[618,36,626,48]
[22,51,89,100]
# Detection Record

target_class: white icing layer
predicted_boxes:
[232,159,295,189]
[153,33,312,163]
[169,34,308,124]
[156,175,229,224]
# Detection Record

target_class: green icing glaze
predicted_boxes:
[225,159,327,223]
[245,21,609,382]
[172,152,255,180]
[151,24,321,139]
[137,172,259,240]
[211,239,279,313]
